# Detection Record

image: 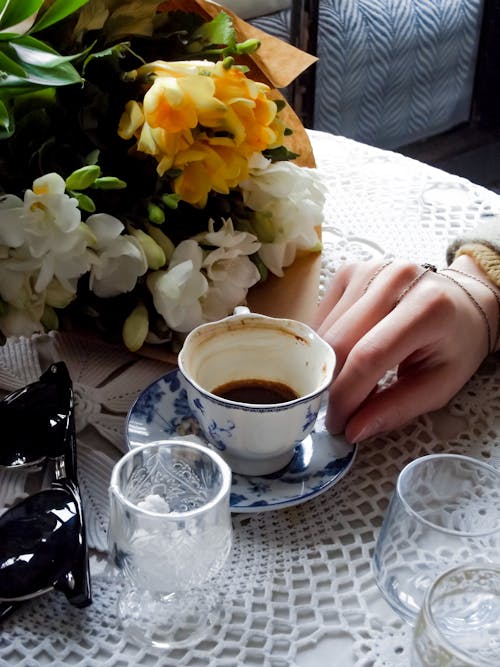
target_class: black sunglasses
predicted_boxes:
[0,362,91,618]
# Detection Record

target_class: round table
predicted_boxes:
[1,130,499,667]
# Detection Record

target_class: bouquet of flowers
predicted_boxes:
[0,0,325,355]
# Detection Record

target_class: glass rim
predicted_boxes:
[109,439,232,518]
[421,562,500,667]
[396,453,500,537]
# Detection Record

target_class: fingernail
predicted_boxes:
[347,423,379,442]
[326,414,344,436]
[348,427,370,442]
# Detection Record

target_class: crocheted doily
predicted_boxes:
[1,131,499,667]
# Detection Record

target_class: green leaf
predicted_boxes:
[0,0,43,33]
[262,146,300,162]
[192,12,235,49]
[0,97,13,137]
[0,32,26,42]
[83,42,131,75]
[30,0,91,34]
[0,48,26,77]
[9,35,84,68]
[0,70,78,89]
[0,83,42,99]
[12,86,56,114]
[0,63,81,89]
[0,38,83,89]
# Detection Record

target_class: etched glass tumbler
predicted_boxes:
[372,453,500,625]
[411,564,500,666]
[108,439,233,649]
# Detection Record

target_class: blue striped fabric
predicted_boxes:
[251,0,484,149]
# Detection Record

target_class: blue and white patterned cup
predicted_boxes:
[178,307,336,476]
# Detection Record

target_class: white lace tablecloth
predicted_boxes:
[1,130,500,667]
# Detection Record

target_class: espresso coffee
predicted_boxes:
[213,379,299,404]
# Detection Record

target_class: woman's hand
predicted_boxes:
[315,255,500,443]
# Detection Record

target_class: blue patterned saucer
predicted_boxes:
[126,370,357,513]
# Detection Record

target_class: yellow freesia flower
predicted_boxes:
[117,100,144,139]
[117,59,285,207]
[174,143,248,207]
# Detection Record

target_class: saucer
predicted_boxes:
[126,370,357,513]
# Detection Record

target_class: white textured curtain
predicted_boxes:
[252,0,485,149]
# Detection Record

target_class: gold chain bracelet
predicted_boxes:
[441,267,500,351]
[438,270,493,355]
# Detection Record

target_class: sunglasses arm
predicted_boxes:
[0,601,20,622]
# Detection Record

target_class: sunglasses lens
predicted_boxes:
[0,488,81,600]
[0,363,72,467]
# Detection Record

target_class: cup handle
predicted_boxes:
[233,306,250,316]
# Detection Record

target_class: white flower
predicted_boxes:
[3,174,90,293]
[45,278,78,309]
[0,174,92,319]
[201,280,250,322]
[197,218,260,254]
[0,307,44,338]
[196,218,261,320]
[0,195,25,247]
[203,248,260,292]
[147,240,208,332]
[239,156,325,276]
[0,266,31,308]
[87,214,148,298]
[21,173,83,259]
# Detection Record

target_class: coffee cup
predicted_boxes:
[177,307,336,476]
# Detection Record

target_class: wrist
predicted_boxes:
[454,243,500,288]
[448,255,500,353]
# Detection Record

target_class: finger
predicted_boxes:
[314,270,349,330]
[319,262,422,374]
[316,260,398,336]
[314,261,379,331]
[343,363,466,442]
[326,281,454,433]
